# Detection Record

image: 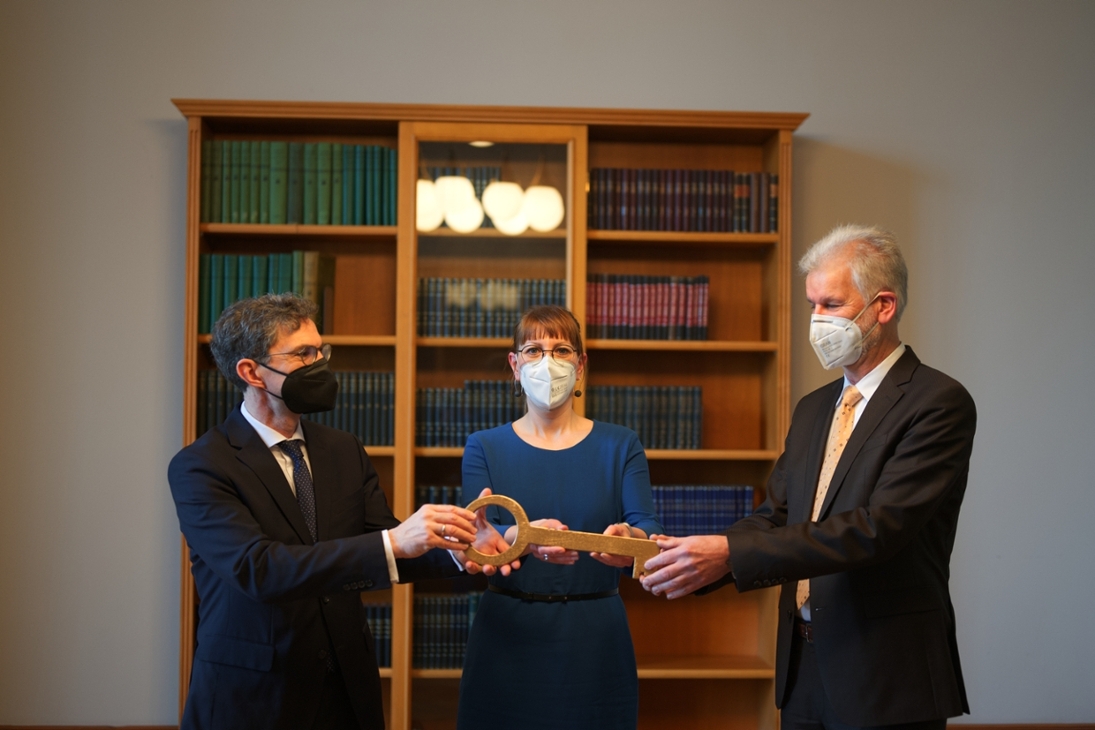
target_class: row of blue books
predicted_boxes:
[413,592,484,669]
[198,251,333,334]
[363,602,392,668]
[423,166,501,229]
[651,485,754,536]
[416,381,525,447]
[588,168,778,233]
[417,278,567,338]
[416,485,463,510]
[302,372,395,446]
[197,369,394,445]
[587,274,710,340]
[587,385,703,450]
[197,370,242,435]
[200,140,397,226]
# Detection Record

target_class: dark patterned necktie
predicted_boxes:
[278,439,318,543]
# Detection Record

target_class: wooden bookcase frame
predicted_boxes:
[174,99,806,730]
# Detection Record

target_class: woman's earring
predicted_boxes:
[573,389,583,398]
[513,380,523,398]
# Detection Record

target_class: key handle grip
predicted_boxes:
[463,494,533,566]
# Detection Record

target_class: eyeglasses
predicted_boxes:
[263,343,332,367]
[516,344,578,363]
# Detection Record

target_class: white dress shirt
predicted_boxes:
[801,343,906,621]
[240,402,401,583]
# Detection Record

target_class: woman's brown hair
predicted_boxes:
[512,304,584,353]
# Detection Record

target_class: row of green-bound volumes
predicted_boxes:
[200,140,397,226]
[198,252,334,334]
[417,278,567,338]
[197,369,394,446]
[416,382,703,450]
[588,168,778,233]
[363,593,487,670]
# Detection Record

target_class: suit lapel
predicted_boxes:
[818,348,920,518]
[301,420,333,542]
[795,379,843,524]
[225,406,314,545]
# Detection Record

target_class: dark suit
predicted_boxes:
[713,347,975,726]
[169,405,458,730]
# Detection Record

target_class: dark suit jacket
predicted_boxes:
[710,347,975,726]
[169,405,458,730]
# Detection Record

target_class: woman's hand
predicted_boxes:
[590,523,648,568]
[457,488,523,576]
[526,519,580,565]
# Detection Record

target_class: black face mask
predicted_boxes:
[259,357,339,414]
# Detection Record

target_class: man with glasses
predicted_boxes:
[169,293,515,730]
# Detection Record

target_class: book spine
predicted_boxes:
[303,143,317,225]
[200,141,211,223]
[330,143,343,226]
[317,142,332,226]
[249,140,261,223]
[259,141,271,224]
[269,142,289,225]
[287,142,304,224]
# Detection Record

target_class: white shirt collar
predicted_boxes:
[240,401,305,448]
[842,342,907,403]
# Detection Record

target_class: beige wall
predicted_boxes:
[1,0,1093,724]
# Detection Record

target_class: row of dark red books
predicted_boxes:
[587,274,709,340]
[588,168,777,233]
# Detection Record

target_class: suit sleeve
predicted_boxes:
[169,439,396,604]
[726,376,976,592]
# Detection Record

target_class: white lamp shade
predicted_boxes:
[493,209,530,236]
[415,179,444,232]
[521,185,565,232]
[434,175,477,216]
[444,198,485,233]
[481,181,525,222]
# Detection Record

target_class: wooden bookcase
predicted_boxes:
[173,99,806,730]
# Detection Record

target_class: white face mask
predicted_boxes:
[808,295,880,370]
[520,356,577,411]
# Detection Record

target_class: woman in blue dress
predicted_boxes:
[457,305,662,730]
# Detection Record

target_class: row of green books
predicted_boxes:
[417,278,566,338]
[586,385,703,450]
[416,381,526,447]
[651,485,754,536]
[200,140,397,226]
[587,274,710,340]
[413,592,484,669]
[198,251,333,334]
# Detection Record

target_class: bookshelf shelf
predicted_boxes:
[636,655,775,680]
[175,100,803,730]
[201,223,397,238]
[416,337,512,348]
[587,339,778,352]
[196,334,397,347]
[419,228,566,240]
[587,229,777,246]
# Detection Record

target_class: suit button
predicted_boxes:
[364,579,374,589]
[753,581,762,588]
[342,584,351,591]
[323,597,330,604]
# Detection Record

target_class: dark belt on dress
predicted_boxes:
[794,618,814,643]
[488,584,619,603]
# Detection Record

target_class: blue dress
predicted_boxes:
[457,421,662,730]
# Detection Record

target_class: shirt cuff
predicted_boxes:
[382,530,400,584]
[448,549,466,571]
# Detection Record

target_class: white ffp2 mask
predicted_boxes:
[808,295,879,370]
[520,357,577,410]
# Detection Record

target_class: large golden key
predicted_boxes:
[462,494,660,579]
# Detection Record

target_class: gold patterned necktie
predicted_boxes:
[796,385,863,610]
